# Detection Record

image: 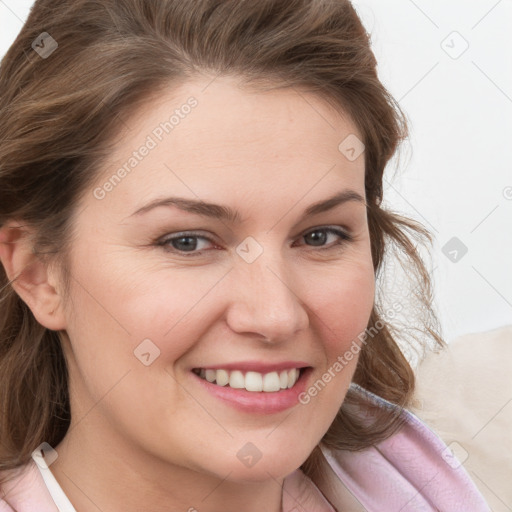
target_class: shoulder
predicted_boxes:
[414,325,512,394]
[0,457,58,512]
[412,325,512,511]
[315,384,491,511]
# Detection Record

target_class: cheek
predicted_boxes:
[61,261,208,441]
[112,268,233,364]
[64,244,217,353]
[290,262,375,442]
[64,230,375,379]
[311,259,375,355]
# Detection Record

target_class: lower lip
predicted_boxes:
[191,368,312,414]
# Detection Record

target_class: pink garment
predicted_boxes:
[0,385,490,511]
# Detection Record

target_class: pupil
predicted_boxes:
[307,230,326,246]
[174,236,197,251]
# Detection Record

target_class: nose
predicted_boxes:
[225,253,309,344]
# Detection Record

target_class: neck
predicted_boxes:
[51,424,285,512]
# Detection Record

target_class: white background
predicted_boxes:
[1,0,511,343]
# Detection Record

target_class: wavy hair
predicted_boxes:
[0,0,443,485]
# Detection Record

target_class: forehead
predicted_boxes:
[86,76,366,220]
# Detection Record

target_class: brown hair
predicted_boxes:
[0,0,443,486]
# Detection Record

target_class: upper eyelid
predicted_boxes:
[159,225,351,246]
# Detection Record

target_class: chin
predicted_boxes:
[217,443,312,483]
[223,460,302,483]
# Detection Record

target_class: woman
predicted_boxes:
[0,0,489,510]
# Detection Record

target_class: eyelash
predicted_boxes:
[156,227,353,257]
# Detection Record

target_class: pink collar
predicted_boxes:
[0,385,490,512]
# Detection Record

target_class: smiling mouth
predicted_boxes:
[192,367,304,393]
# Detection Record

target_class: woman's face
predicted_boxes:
[57,75,375,482]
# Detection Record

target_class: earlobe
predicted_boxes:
[0,221,67,331]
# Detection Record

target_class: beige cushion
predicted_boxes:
[411,325,512,511]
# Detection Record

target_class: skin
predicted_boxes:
[0,75,375,511]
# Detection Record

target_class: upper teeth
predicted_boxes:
[195,368,301,392]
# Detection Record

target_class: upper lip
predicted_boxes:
[192,361,311,373]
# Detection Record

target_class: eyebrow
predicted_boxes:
[128,190,367,224]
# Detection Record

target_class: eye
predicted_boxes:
[157,232,215,254]
[156,227,352,257]
[295,227,353,249]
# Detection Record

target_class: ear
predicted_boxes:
[0,221,67,331]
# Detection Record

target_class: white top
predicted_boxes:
[31,448,77,512]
